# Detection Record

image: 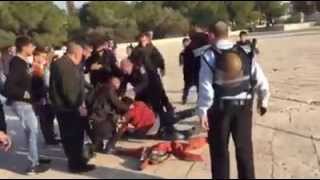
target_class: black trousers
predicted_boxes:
[207,102,255,179]
[56,110,87,169]
[34,104,56,143]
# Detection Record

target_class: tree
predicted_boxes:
[0,2,69,47]
[188,1,229,28]
[134,3,189,38]
[226,1,259,29]
[255,1,287,27]
[292,1,318,15]
[67,1,76,15]
[79,2,138,42]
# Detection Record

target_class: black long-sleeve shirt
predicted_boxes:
[5,56,32,103]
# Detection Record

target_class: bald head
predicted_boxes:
[66,42,83,65]
[212,21,229,39]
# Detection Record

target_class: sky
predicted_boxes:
[53,1,88,10]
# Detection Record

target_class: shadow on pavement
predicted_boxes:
[0,149,162,179]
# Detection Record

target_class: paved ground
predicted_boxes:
[1,29,320,179]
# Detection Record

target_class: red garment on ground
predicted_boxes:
[116,137,208,170]
[127,101,156,134]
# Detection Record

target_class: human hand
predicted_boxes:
[90,63,103,70]
[0,131,12,152]
[260,107,267,116]
[200,116,209,131]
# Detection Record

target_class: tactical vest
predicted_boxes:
[202,45,256,99]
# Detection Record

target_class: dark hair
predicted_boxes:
[33,47,48,56]
[92,39,105,50]
[137,32,149,40]
[239,31,248,37]
[15,36,32,53]
[122,96,134,107]
[182,38,190,44]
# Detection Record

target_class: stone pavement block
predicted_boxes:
[273,131,320,178]
[152,159,193,179]
[186,147,211,179]
[255,154,272,178]
[186,162,211,179]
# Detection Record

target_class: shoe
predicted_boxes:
[46,139,60,145]
[39,158,52,164]
[159,129,186,141]
[69,164,96,174]
[26,164,50,175]
[182,97,187,105]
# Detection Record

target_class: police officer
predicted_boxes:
[198,21,270,179]
[120,56,186,141]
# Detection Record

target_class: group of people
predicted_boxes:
[0,20,270,179]
[0,30,195,175]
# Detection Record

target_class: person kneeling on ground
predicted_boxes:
[86,76,130,153]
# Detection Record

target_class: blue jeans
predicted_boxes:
[12,102,39,167]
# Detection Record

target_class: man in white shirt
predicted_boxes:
[197,21,270,179]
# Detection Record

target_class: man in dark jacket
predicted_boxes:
[87,76,129,153]
[5,36,50,174]
[50,42,95,173]
[133,32,174,112]
[85,39,121,87]
[134,33,165,76]
[120,59,186,140]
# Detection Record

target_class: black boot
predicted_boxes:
[158,127,186,141]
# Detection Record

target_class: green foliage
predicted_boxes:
[255,1,287,27]
[226,1,258,29]
[0,1,292,46]
[0,29,16,49]
[134,3,189,38]
[79,2,138,42]
[292,1,317,15]
[0,1,69,47]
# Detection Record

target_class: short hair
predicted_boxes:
[137,32,150,40]
[212,21,229,38]
[15,36,32,53]
[182,38,190,44]
[33,47,48,56]
[239,31,248,37]
[66,42,82,55]
[122,96,134,107]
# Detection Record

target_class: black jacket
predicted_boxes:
[5,56,32,103]
[0,105,6,132]
[133,43,165,73]
[87,84,129,139]
[49,56,85,111]
[87,84,129,124]
[85,50,122,86]
[120,66,165,113]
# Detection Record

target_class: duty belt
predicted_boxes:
[215,99,250,110]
